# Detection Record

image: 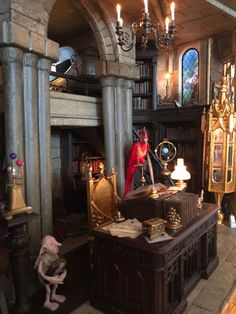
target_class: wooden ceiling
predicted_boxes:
[48,0,236,52]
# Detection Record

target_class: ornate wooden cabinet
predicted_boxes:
[91,203,219,314]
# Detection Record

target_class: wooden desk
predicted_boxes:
[91,203,219,314]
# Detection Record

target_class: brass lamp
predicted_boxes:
[202,66,236,224]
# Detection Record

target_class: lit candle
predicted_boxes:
[165,72,170,85]
[116,4,121,22]
[165,17,169,33]
[144,0,148,14]
[171,1,175,21]
[119,17,123,27]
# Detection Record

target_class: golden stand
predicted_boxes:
[215,192,224,225]
[149,186,159,199]
[5,184,32,220]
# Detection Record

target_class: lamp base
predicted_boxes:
[175,180,187,189]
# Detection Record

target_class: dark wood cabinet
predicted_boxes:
[133,105,206,194]
[91,203,219,314]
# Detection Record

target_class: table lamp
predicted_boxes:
[171,158,191,188]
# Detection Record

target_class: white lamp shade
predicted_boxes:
[171,158,191,181]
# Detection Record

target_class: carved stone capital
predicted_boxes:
[0,46,23,64]
[100,76,115,88]
[38,58,52,72]
[124,79,134,90]
[116,77,125,88]
[23,53,38,68]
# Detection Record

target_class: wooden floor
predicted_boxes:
[221,288,236,314]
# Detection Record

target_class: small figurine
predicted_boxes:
[197,189,204,209]
[35,235,67,311]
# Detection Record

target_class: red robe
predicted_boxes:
[125,141,150,195]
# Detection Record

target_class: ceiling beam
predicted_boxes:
[206,0,236,18]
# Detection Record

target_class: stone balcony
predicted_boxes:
[50,91,102,127]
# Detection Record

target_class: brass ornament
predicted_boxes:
[5,154,32,220]
[166,207,182,229]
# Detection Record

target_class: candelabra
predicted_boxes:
[115,0,176,52]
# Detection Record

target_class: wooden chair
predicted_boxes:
[86,164,121,231]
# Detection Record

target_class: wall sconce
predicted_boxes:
[171,158,191,188]
[202,65,236,224]
[115,0,176,51]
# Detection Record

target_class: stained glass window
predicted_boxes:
[182,49,199,105]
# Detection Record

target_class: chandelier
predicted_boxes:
[115,0,176,52]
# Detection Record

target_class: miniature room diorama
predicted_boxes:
[0,0,235,313]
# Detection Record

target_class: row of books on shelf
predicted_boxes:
[166,127,198,141]
[133,97,151,110]
[133,81,151,94]
[176,144,198,159]
[137,62,150,77]
[73,158,105,174]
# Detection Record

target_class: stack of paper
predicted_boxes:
[103,218,142,238]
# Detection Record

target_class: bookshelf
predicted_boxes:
[60,131,105,213]
[133,50,157,111]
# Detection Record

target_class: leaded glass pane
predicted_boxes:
[182,49,199,105]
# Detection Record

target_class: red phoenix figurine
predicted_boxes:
[125,128,150,195]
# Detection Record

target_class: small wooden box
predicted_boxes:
[142,218,167,239]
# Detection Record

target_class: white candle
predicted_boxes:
[165,17,169,33]
[144,0,148,14]
[119,17,123,27]
[116,4,121,22]
[165,72,170,85]
[171,1,175,21]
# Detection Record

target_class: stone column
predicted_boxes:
[0,47,24,165]
[38,58,52,236]
[101,77,116,175]
[123,79,133,158]
[23,53,41,250]
[114,78,126,196]
[97,61,138,196]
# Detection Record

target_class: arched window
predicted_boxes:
[182,49,199,105]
